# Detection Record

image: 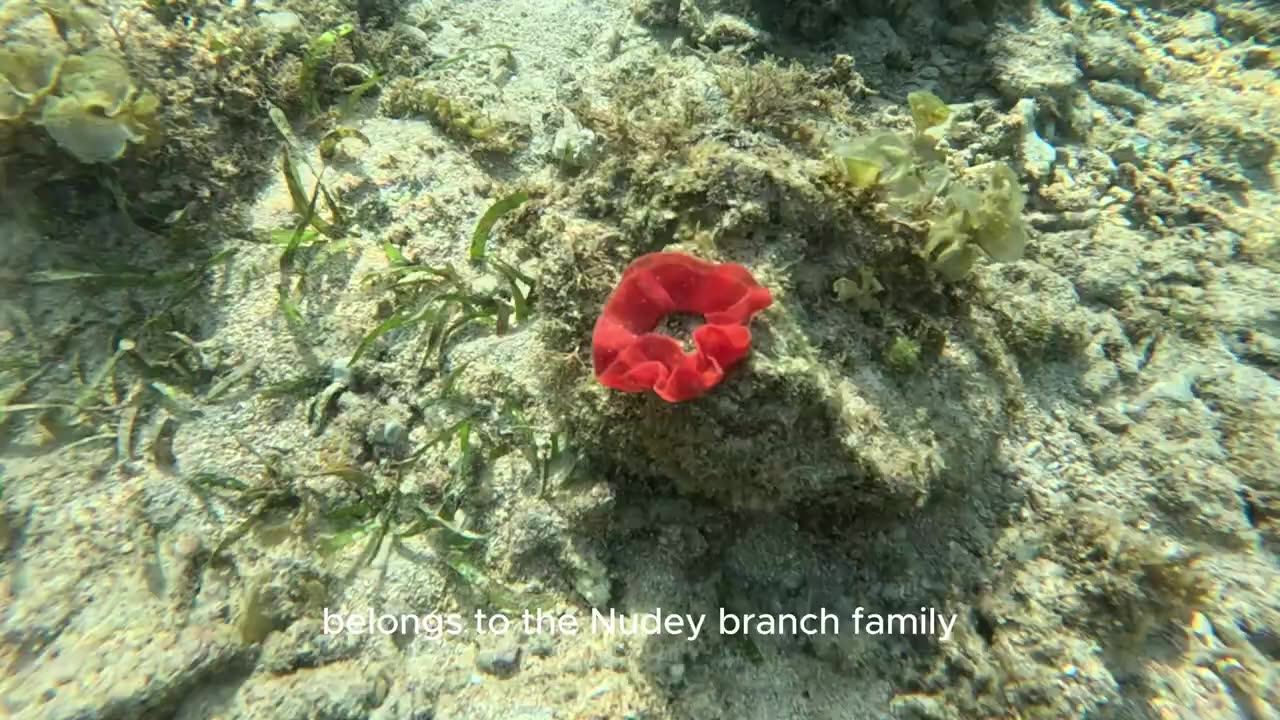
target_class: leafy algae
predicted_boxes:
[830,91,1028,279]
[38,50,158,163]
[0,22,157,164]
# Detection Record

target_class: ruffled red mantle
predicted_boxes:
[591,252,773,402]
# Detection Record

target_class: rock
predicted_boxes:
[1175,11,1219,39]
[550,112,598,170]
[890,692,949,719]
[1076,32,1145,82]
[475,645,522,677]
[1096,406,1133,433]
[991,9,1081,115]
[1089,81,1149,113]
[528,636,555,657]
[945,21,989,48]
[697,13,765,50]
[1015,98,1057,181]
[631,0,679,27]
[535,144,1008,515]
[258,11,302,35]
[566,541,611,608]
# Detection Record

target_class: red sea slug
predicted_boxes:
[592,252,773,402]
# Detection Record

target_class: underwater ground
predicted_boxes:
[1,0,1278,718]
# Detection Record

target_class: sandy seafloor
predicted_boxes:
[1,0,1279,718]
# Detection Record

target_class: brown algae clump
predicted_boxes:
[380,77,524,153]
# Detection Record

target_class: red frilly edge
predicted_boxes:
[591,252,773,402]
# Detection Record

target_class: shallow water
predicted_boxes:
[1,0,1278,718]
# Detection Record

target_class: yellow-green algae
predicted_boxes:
[923,162,1029,280]
[37,50,158,163]
[0,4,157,165]
[831,91,1028,279]
[0,44,62,120]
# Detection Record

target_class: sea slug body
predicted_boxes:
[591,252,773,402]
